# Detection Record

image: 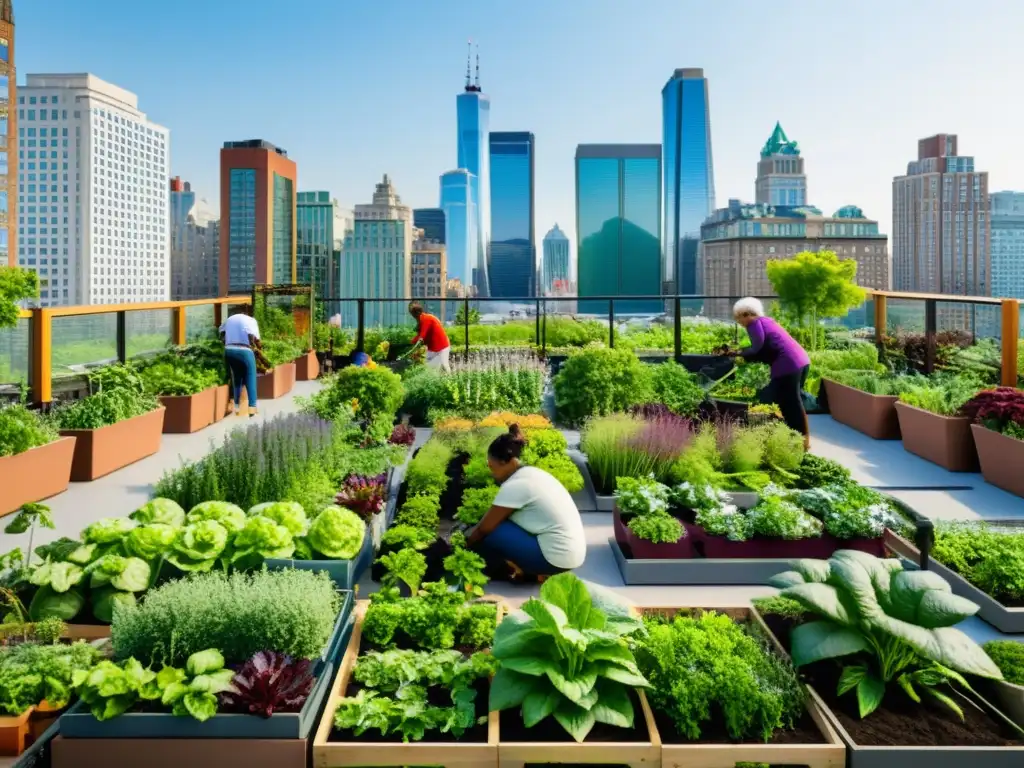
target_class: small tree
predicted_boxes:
[765,250,866,351]
[0,266,39,329]
[454,304,481,325]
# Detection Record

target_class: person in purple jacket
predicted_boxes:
[729,297,812,449]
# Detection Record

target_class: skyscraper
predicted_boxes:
[1,1,15,266]
[542,224,570,294]
[219,139,297,294]
[892,134,989,296]
[756,122,806,207]
[341,175,412,328]
[170,178,218,300]
[990,191,1024,299]
[575,144,662,314]
[17,74,169,306]
[488,131,535,298]
[296,191,342,295]
[413,208,445,244]
[662,68,715,295]
[411,228,446,317]
[439,169,476,291]
[456,46,490,295]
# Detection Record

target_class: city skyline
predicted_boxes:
[18,0,1024,271]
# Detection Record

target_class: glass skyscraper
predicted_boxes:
[488,131,535,298]
[542,223,570,293]
[990,191,1024,299]
[413,208,446,244]
[296,191,338,295]
[456,64,490,296]
[439,169,476,291]
[1,3,15,266]
[575,144,662,315]
[662,68,715,294]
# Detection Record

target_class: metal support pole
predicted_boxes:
[535,298,541,346]
[116,311,127,364]
[463,298,470,362]
[674,294,683,364]
[924,299,937,375]
[356,300,365,353]
[608,299,614,349]
[541,300,547,357]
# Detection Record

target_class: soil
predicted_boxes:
[439,454,468,519]
[499,691,650,744]
[329,678,489,744]
[758,610,1024,747]
[651,707,825,745]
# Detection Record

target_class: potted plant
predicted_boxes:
[137,358,221,435]
[985,642,1024,729]
[961,388,1024,498]
[894,376,982,471]
[257,339,301,400]
[612,476,691,559]
[0,404,76,516]
[823,371,912,440]
[294,346,320,381]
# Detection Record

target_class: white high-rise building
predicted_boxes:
[17,74,170,306]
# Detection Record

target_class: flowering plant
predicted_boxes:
[388,424,416,447]
[334,473,388,520]
[960,387,1024,437]
[744,488,822,540]
[614,476,670,516]
[796,483,902,540]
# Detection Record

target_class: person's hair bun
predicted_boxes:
[507,423,526,443]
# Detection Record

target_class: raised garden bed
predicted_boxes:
[895,402,978,472]
[0,707,33,757]
[51,735,308,768]
[294,351,320,381]
[212,384,231,422]
[266,523,374,591]
[257,362,297,400]
[971,425,1024,499]
[60,406,166,481]
[159,387,217,434]
[0,436,76,516]
[824,378,900,440]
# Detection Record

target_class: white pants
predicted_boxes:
[426,347,451,372]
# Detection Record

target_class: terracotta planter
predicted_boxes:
[823,378,901,440]
[612,508,695,559]
[894,402,978,472]
[972,424,1024,498]
[60,407,166,482]
[158,387,217,434]
[212,384,231,422]
[257,362,296,400]
[30,700,63,742]
[294,351,319,381]
[0,436,76,516]
[0,707,32,756]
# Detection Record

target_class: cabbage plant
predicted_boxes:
[307,505,364,559]
[166,520,229,572]
[186,501,246,534]
[248,501,307,536]
[130,498,186,527]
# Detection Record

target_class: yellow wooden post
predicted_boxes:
[873,293,887,345]
[31,308,53,405]
[1001,299,1020,388]
[171,305,187,347]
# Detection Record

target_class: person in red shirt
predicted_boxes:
[408,302,451,372]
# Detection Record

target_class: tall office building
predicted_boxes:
[219,139,296,294]
[297,191,343,295]
[892,134,989,296]
[662,68,715,295]
[17,74,169,306]
[756,122,806,207]
[990,191,1024,299]
[488,131,535,298]
[542,223,570,294]
[439,169,476,293]
[413,208,445,244]
[169,177,218,300]
[411,227,446,317]
[456,47,490,295]
[341,175,412,328]
[575,144,661,314]
[1,2,15,266]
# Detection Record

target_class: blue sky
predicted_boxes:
[18,0,1024,257]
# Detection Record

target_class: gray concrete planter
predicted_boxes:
[266,530,373,592]
[609,536,799,585]
[990,679,1024,730]
[568,450,601,512]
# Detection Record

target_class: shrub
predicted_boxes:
[898,375,983,416]
[533,453,584,493]
[395,495,440,530]
[553,347,652,426]
[960,387,1024,436]
[306,366,404,424]
[826,370,916,397]
[404,440,454,497]
[648,361,705,417]
[792,454,851,490]
[984,641,1024,686]
[0,404,58,457]
[111,569,342,667]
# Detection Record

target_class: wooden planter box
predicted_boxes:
[158,387,217,434]
[266,524,374,591]
[52,735,308,768]
[62,623,112,641]
[257,362,297,400]
[295,351,320,381]
[895,402,979,472]
[60,406,166,482]
[972,425,1024,499]
[0,436,76,516]
[212,384,231,422]
[312,600,502,767]
[0,707,33,757]
[824,379,900,440]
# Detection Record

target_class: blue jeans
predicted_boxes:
[225,347,257,408]
[473,521,567,576]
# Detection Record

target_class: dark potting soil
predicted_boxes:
[651,707,825,746]
[499,691,649,744]
[758,611,1024,747]
[439,454,468,520]
[329,678,489,744]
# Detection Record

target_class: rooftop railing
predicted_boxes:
[0,290,1019,405]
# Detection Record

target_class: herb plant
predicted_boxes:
[983,641,1024,686]
[0,404,58,457]
[554,347,652,426]
[377,549,428,593]
[456,486,498,525]
[930,523,1024,603]
[0,641,98,716]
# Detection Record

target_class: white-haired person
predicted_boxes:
[729,297,812,450]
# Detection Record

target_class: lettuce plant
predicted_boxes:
[443,546,488,597]
[377,549,427,593]
[395,495,441,530]
[231,516,296,569]
[71,657,159,721]
[247,501,307,536]
[124,523,177,561]
[307,505,365,559]
[186,501,246,534]
[130,498,186,527]
[455,486,498,526]
[489,573,648,742]
[771,550,1016,727]
[166,520,229,572]
[220,650,315,718]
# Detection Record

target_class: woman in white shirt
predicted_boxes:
[465,425,587,581]
[219,307,269,417]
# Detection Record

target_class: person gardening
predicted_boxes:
[219,306,271,418]
[408,302,451,372]
[729,297,812,450]
[466,425,586,582]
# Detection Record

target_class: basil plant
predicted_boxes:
[771,550,1019,731]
